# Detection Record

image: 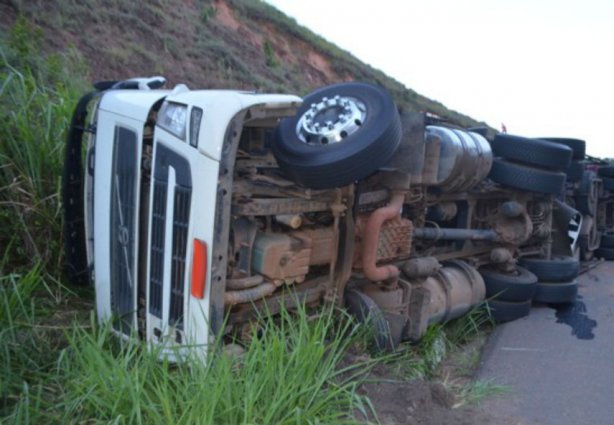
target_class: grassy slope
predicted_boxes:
[0,4,494,423]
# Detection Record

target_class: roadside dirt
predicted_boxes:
[357,364,516,425]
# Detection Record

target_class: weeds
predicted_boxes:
[0,17,86,274]
[454,379,509,407]
[3,301,374,424]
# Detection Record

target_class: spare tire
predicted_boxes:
[487,299,532,323]
[538,138,586,160]
[479,266,537,302]
[565,161,585,183]
[273,82,402,189]
[489,158,566,194]
[598,166,614,178]
[491,134,572,171]
[518,256,580,282]
[533,280,578,304]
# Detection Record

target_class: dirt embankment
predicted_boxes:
[0,0,480,126]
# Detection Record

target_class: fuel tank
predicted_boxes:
[423,126,493,192]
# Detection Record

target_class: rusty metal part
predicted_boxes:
[376,217,413,261]
[402,257,441,278]
[501,201,525,218]
[422,126,493,192]
[275,214,303,229]
[490,247,513,264]
[251,232,311,283]
[224,281,278,306]
[361,192,406,282]
[232,197,334,216]
[232,217,258,276]
[226,274,264,290]
[227,277,327,326]
[428,202,458,221]
[357,280,410,316]
[414,226,498,241]
[354,215,413,263]
[494,204,534,245]
[334,185,356,305]
[407,260,485,340]
[294,227,336,266]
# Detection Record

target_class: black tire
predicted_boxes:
[487,299,532,323]
[63,90,99,286]
[595,247,614,260]
[574,195,594,216]
[518,256,579,282]
[600,232,614,249]
[491,134,572,171]
[565,161,584,183]
[345,288,395,352]
[598,166,614,178]
[577,170,597,195]
[533,280,578,304]
[489,158,566,194]
[479,266,537,302]
[273,82,402,189]
[602,177,614,192]
[538,138,586,160]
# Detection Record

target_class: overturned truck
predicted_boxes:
[62,78,610,356]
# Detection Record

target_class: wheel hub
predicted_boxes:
[296,95,366,145]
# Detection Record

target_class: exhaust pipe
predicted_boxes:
[362,192,405,282]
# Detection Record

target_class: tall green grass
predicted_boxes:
[3,301,374,424]
[0,17,86,274]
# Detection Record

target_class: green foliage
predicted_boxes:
[455,379,509,407]
[3,301,373,424]
[0,17,86,274]
[201,5,217,23]
[263,39,278,68]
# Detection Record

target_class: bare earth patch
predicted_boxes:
[357,363,518,425]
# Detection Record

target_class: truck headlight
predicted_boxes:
[158,101,187,140]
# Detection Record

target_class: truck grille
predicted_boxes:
[110,127,138,335]
[149,144,192,330]
[169,187,191,328]
[149,180,167,319]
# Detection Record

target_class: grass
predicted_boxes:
[1,272,376,424]
[454,379,510,407]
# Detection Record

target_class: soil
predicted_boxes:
[357,364,517,425]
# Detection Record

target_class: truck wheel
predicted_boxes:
[597,166,614,178]
[600,232,614,248]
[602,178,614,192]
[538,137,586,160]
[63,90,99,286]
[479,266,537,302]
[565,161,584,183]
[491,134,572,171]
[487,299,532,323]
[488,158,566,194]
[574,195,594,216]
[345,288,396,352]
[577,170,597,195]
[273,82,402,189]
[533,280,578,304]
[518,256,580,282]
[595,247,614,260]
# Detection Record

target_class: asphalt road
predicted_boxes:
[477,261,614,425]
